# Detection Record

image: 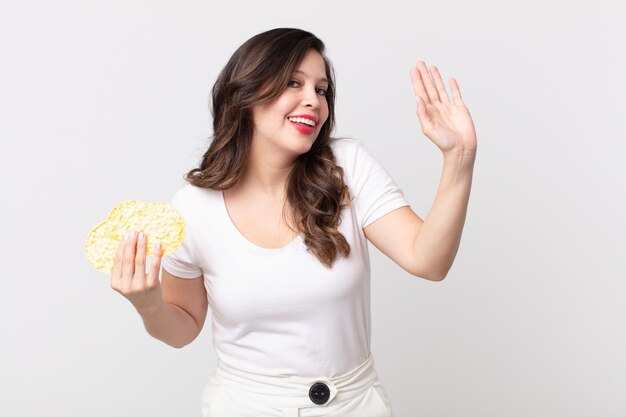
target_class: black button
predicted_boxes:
[309,382,330,405]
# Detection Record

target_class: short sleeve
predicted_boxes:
[161,187,204,279]
[334,139,410,229]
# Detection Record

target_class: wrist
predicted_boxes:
[443,145,476,158]
[443,147,476,166]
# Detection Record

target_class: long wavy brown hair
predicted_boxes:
[185,28,351,268]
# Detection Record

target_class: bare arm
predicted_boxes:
[139,271,207,348]
[413,150,474,279]
[364,61,477,281]
[111,232,207,349]
[364,151,473,281]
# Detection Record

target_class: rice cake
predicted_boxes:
[85,200,185,274]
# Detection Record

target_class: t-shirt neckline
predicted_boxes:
[219,190,302,255]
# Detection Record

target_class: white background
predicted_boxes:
[1,0,624,416]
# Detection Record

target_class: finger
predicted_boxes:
[134,232,147,282]
[410,66,429,105]
[111,239,125,284]
[450,78,464,106]
[415,95,433,134]
[429,66,450,104]
[417,61,440,102]
[122,231,137,281]
[147,241,163,287]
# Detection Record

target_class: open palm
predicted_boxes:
[410,61,477,155]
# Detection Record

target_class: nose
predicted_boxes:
[302,87,321,109]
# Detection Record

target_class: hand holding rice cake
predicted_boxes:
[85,200,185,274]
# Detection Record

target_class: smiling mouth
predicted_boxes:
[287,116,316,128]
[288,119,315,134]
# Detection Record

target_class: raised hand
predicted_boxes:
[111,231,164,317]
[410,61,477,155]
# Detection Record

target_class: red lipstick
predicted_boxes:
[287,114,317,135]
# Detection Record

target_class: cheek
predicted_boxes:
[274,95,297,113]
[321,102,330,125]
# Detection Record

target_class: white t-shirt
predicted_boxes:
[162,138,409,377]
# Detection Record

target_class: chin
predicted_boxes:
[291,136,317,155]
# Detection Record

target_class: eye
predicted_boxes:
[288,79,328,97]
[316,88,328,97]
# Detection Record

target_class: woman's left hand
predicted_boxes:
[410,61,477,156]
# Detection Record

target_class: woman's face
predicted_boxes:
[251,49,330,158]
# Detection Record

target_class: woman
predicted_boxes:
[110,28,477,417]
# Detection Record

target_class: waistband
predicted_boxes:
[214,353,377,408]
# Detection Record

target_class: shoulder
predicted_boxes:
[170,184,221,213]
[328,137,368,171]
[328,137,381,177]
[329,137,361,159]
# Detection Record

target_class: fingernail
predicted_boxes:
[130,231,136,238]
[139,232,145,240]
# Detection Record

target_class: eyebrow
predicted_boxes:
[294,70,329,84]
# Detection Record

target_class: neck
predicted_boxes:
[236,137,298,196]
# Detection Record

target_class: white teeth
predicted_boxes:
[288,117,315,127]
